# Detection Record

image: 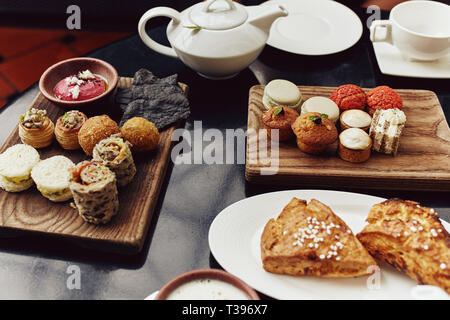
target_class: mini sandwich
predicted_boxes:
[263,79,302,110]
[31,155,75,202]
[0,144,40,192]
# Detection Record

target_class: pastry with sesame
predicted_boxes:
[261,197,377,278]
[357,199,450,293]
[291,112,338,154]
[262,106,299,141]
[366,86,402,116]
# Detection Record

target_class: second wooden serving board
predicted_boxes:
[0,77,188,254]
[246,85,450,191]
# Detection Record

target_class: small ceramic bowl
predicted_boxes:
[39,57,119,110]
[155,269,260,300]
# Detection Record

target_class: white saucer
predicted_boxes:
[144,290,159,300]
[264,0,362,55]
[372,42,450,78]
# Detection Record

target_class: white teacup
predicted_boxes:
[370,1,450,61]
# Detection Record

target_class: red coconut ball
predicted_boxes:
[330,84,366,111]
[366,86,402,114]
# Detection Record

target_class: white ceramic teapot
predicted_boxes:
[138,0,288,79]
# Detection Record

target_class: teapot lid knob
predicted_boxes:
[189,0,248,30]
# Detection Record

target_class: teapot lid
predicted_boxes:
[189,0,248,30]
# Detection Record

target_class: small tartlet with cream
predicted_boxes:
[340,109,372,132]
[338,128,372,163]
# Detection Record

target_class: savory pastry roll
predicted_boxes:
[78,115,120,156]
[92,134,136,186]
[18,108,55,149]
[69,161,119,224]
[357,199,450,293]
[0,144,40,192]
[261,198,377,278]
[55,110,88,150]
[31,156,74,202]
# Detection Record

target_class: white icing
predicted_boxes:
[340,128,371,150]
[341,110,371,128]
[379,108,406,125]
[165,278,249,300]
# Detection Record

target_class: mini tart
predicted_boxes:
[263,79,302,110]
[262,106,299,141]
[340,109,372,132]
[291,112,338,154]
[55,111,88,150]
[338,128,372,163]
[19,116,55,149]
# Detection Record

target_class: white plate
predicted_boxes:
[265,0,363,55]
[373,42,450,79]
[208,190,450,300]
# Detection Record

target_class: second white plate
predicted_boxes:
[208,190,450,300]
[265,0,363,55]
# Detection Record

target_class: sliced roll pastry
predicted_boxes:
[92,134,136,187]
[69,161,119,225]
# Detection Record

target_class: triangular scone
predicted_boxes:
[261,198,377,278]
[357,199,450,293]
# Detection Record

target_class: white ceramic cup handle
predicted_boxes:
[370,20,393,45]
[138,7,180,58]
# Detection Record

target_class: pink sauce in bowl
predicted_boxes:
[54,70,107,101]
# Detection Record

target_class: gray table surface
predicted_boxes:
[0,21,449,299]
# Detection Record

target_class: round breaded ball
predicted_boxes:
[366,86,402,116]
[330,84,366,111]
[120,117,159,152]
[78,115,119,156]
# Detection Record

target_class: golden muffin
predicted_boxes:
[120,117,160,152]
[78,115,120,156]
[291,112,338,154]
[262,106,299,141]
[357,199,450,293]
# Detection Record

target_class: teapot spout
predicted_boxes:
[248,4,288,33]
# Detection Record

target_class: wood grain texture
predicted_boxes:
[246,85,450,191]
[0,77,188,254]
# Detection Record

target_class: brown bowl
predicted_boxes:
[155,269,260,300]
[39,57,119,110]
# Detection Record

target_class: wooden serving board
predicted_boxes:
[0,77,188,254]
[246,85,450,191]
